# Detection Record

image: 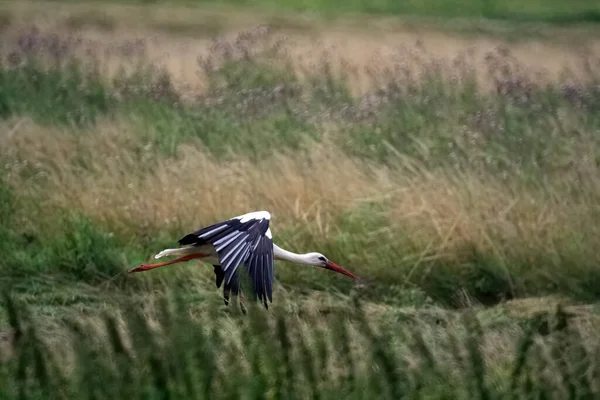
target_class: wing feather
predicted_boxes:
[214,231,244,250]
[213,265,224,288]
[220,238,247,267]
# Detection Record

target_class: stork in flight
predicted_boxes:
[128,211,359,308]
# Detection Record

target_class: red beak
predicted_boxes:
[325,261,360,281]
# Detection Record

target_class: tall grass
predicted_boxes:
[2,21,600,400]
[1,293,600,399]
[0,26,599,308]
[50,0,600,23]
[1,27,600,307]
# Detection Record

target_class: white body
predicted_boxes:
[154,242,322,266]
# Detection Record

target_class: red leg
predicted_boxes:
[128,253,207,274]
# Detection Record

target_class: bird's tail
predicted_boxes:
[154,246,197,259]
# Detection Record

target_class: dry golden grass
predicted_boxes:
[2,117,596,287]
[3,1,600,97]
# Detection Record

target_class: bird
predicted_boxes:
[128,210,360,308]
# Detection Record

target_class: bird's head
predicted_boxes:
[305,252,360,281]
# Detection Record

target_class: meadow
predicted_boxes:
[2,1,600,398]
[44,0,600,22]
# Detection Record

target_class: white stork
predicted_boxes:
[128,211,360,308]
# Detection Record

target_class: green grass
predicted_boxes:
[2,25,600,399]
[2,31,600,304]
[0,59,112,126]
[47,0,600,23]
[2,293,600,400]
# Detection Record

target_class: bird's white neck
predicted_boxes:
[273,244,315,266]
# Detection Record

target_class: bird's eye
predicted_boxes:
[318,256,327,262]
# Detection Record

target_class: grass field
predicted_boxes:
[45,0,600,22]
[5,1,600,44]
[2,1,600,399]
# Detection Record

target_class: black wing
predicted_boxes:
[212,265,225,289]
[179,212,274,307]
[212,264,240,308]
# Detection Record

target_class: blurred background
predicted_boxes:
[1,0,600,398]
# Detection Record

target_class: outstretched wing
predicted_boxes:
[178,211,274,307]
